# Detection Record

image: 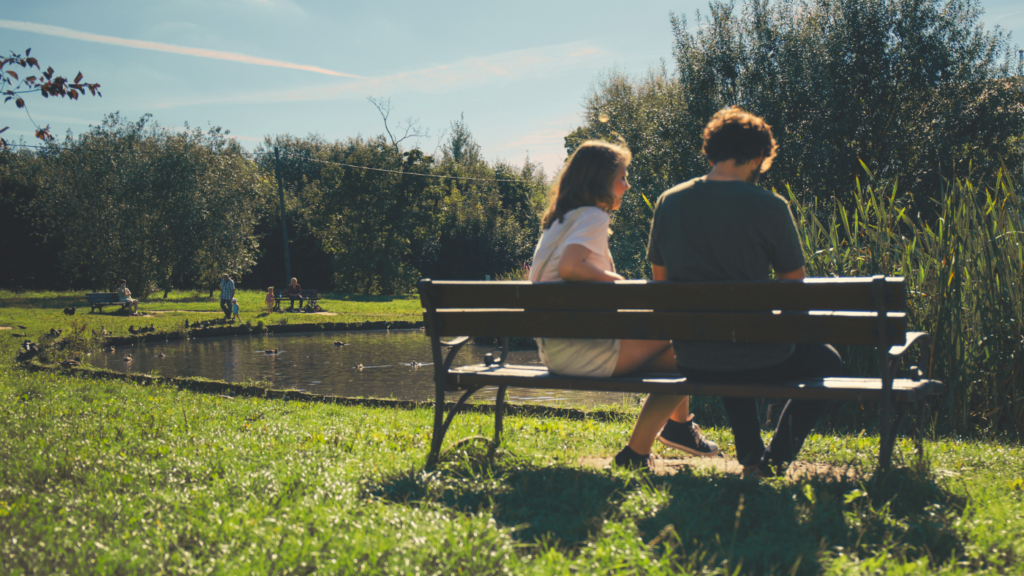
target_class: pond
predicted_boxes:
[85,329,639,408]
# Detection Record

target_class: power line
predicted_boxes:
[258,150,528,183]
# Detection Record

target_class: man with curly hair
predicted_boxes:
[642,107,842,477]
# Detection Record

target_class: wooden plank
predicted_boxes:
[433,310,907,345]
[420,278,906,313]
[445,364,943,403]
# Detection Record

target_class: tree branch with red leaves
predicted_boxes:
[1,48,101,148]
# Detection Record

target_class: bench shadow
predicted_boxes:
[367,448,967,574]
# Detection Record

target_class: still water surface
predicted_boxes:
[86,329,636,408]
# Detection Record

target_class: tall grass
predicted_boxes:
[788,164,1024,435]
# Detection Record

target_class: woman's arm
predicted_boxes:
[557,244,624,282]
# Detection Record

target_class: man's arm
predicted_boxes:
[557,244,625,281]
[776,267,805,280]
[651,264,668,281]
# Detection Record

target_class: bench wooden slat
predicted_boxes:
[446,364,943,403]
[433,310,907,345]
[422,277,906,312]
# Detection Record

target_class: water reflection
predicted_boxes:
[86,329,638,408]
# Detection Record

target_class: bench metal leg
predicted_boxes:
[878,403,908,471]
[913,400,926,465]
[427,386,483,467]
[489,385,508,457]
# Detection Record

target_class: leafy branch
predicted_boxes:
[1,48,102,148]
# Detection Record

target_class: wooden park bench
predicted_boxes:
[418,276,943,471]
[274,289,320,312]
[86,292,133,314]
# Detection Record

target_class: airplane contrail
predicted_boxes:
[0,19,361,78]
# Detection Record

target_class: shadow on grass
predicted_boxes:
[367,446,967,574]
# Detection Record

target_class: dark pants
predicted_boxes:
[679,344,842,467]
[220,298,232,318]
[289,296,304,309]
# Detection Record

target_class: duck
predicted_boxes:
[63,306,76,316]
[333,341,348,347]
[157,353,166,358]
[123,354,132,362]
[411,360,423,367]
[128,326,139,335]
[355,364,364,371]
[49,328,62,337]
[107,346,115,353]
[101,326,108,336]
[184,319,190,328]
[60,359,81,367]
[264,349,279,355]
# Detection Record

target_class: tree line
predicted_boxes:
[2,0,1021,298]
[0,113,546,296]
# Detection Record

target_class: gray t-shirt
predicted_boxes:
[647,177,806,371]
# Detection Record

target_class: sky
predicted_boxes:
[2,0,1023,177]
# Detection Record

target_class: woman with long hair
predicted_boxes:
[530,140,718,468]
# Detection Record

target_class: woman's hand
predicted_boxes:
[558,244,624,282]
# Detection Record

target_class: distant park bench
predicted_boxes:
[418,276,943,471]
[274,289,320,312]
[86,292,132,314]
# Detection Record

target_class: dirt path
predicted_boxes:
[579,456,861,480]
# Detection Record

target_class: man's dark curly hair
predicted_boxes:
[702,106,777,171]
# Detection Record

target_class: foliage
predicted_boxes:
[569,0,1024,276]
[0,48,101,147]
[257,118,546,295]
[29,113,273,296]
[789,163,1024,434]
[417,117,546,282]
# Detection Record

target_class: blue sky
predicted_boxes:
[2,0,1023,176]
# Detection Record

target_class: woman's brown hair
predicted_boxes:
[541,140,631,229]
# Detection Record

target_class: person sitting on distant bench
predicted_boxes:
[117,279,139,315]
[287,277,304,311]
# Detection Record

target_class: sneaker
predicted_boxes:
[657,418,720,457]
[612,446,656,472]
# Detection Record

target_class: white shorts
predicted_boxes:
[537,337,621,378]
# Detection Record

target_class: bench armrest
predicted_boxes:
[888,331,931,380]
[442,336,471,371]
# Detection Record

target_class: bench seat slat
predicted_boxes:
[447,364,942,403]
[433,310,907,346]
[425,278,906,312]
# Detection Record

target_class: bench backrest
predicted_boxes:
[86,292,118,302]
[277,289,318,298]
[418,277,907,347]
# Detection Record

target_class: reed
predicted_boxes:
[788,164,1024,435]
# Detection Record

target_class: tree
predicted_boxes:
[299,135,442,294]
[680,0,1023,202]
[569,0,1024,278]
[1,48,101,148]
[31,113,272,296]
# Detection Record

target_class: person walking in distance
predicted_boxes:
[220,273,235,320]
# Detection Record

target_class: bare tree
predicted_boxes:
[367,96,428,148]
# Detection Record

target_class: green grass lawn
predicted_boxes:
[0,289,423,343]
[2,292,1023,574]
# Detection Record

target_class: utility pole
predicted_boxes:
[275,147,292,285]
